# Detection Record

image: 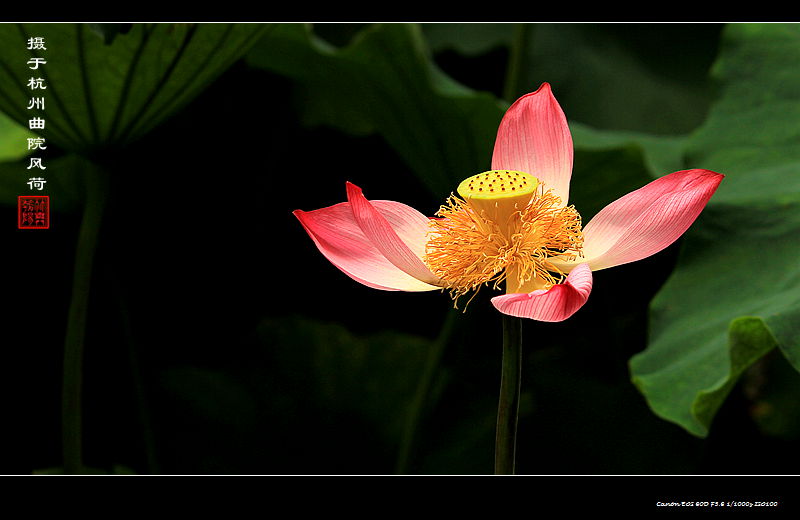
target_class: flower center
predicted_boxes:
[456,170,539,236]
[457,169,539,201]
[425,170,583,305]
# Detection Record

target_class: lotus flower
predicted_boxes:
[294,83,723,322]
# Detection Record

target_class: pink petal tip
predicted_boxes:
[579,169,724,271]
[491,82,574,204]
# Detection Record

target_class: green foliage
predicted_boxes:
[0,154,85,212]
[257,315,435,447]
[0,23,269,154]
[247,23,504,196]
[0,111,34,161]
[521,24,719,135]
[154,315,440,473]
[630,23,800,437]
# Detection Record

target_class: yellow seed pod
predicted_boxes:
[456,170,539,235]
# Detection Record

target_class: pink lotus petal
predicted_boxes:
[346,182,440,285]
[491,82,573,204]
[491,263,593,322]
[570,169,724,271]
[368,200,432,265]
[294,203,439,292]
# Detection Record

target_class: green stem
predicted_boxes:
[62,160,108,474]
[494,314,522,475]
[494,22,530,477]
[503,24,532,103]
[395,307,459,474]
[109,264,160,474]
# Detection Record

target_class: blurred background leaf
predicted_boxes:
[149,315,439,473]
[0,23,270,154]
[518,24,720,135]
[0,153,85,212]
[246,23,504,196]
[630,23,800,437]
[424,23,722,134]
[0,111,34,161]
[87,23,134,45]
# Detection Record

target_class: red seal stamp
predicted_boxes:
[18,195,49,229]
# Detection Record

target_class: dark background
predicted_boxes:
[0,24,797,486]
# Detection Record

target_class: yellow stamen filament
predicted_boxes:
[425,171,583,307]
